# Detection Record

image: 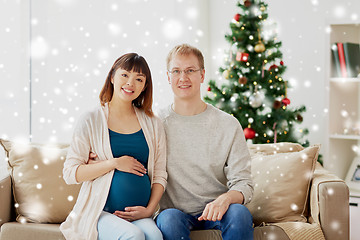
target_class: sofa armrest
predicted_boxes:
[310,162,349,240]
[0,175,12,227]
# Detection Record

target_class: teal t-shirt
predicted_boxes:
[103,129,151,213]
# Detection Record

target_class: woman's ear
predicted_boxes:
[110,69,116,84]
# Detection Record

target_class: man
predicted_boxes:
[155,44,254,240]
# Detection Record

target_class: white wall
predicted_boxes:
[0,0,30,140]
[1,0,360,174]
[1,0,214,144]
[0,0,30,178]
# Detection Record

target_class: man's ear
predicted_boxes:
[200,68,205,83]
[167,72,171,84]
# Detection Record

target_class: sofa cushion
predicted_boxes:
[0,222,65,240]
[0,139,81,224]
[246,144,320,226]
[189,227,290,240]
[0,223,290,240]
[247,142,304,156]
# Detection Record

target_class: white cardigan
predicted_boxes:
[60,104,167,240]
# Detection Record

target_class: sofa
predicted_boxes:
[0,139,349,240]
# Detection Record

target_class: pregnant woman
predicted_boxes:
[60,53,167,240]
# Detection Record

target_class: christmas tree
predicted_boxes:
[205,0,309,146]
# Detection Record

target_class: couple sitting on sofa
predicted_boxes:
[60,44,254,240]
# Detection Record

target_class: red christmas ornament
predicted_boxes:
[280,60,284,66]
[273,100,282,109]
[236,52,249,62]
[296,114,303,122]
[244,127,256,139]
[244,0,252,7]
[234,13,241,22]
[282,97,291,106]
[207,86,211,91]
[238,76,248,85]
[268,64,278,71]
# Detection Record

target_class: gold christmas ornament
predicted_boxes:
[254,42,265,53]
[254,29,265,53]
[223,69,230,79]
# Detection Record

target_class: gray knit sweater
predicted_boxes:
[158,104,253,215]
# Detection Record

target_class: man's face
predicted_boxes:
[167,53,205,101]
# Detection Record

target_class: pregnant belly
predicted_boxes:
[104,170,151,213]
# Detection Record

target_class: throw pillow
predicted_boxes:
[0,139,81,223]
[248,142,304,156]
[246,144,320,226]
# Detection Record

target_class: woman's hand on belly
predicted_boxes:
[86,153,146,176]
[112,156,147,176]
[113,206,152,222]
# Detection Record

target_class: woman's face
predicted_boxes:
[111,68,146,103]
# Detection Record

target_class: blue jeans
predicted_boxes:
[98,211,163,240]
[156,204,253,240]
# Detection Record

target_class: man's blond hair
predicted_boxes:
[166,44,205,70]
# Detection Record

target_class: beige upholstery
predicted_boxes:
[0,222,64,240]
[308,163,350,240]
[0,174,12,227]
[0,142,350,240]
[247,145,320,225]
[0,139,80,224]
[0,163,349,240]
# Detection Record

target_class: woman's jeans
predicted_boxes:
[156,204,253,240]
[97,211,163,240]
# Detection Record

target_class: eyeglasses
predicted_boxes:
[168,68,202,77]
